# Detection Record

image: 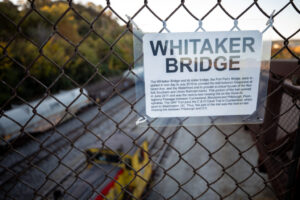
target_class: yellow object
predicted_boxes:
[88,141,152,200]
[131,141,152,198]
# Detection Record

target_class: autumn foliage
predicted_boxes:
[0,0,133,109]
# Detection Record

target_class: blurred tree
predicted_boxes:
[0,0,133,110]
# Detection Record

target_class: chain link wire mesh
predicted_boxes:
[0,0,300,199]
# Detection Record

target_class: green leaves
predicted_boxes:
[0,1,133,109]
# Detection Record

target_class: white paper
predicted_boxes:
[143,31,263,118]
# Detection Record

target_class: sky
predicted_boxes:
[8,0,300,40]
[75,0,300,40]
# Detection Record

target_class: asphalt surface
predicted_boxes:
[147,125,276,200]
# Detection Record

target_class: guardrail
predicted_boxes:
[247,59,300,199]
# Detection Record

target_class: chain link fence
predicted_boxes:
[0,0,300,199]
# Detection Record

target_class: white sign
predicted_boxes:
[143,31,263,118]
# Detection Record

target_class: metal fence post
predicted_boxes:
[286,114,300,200]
